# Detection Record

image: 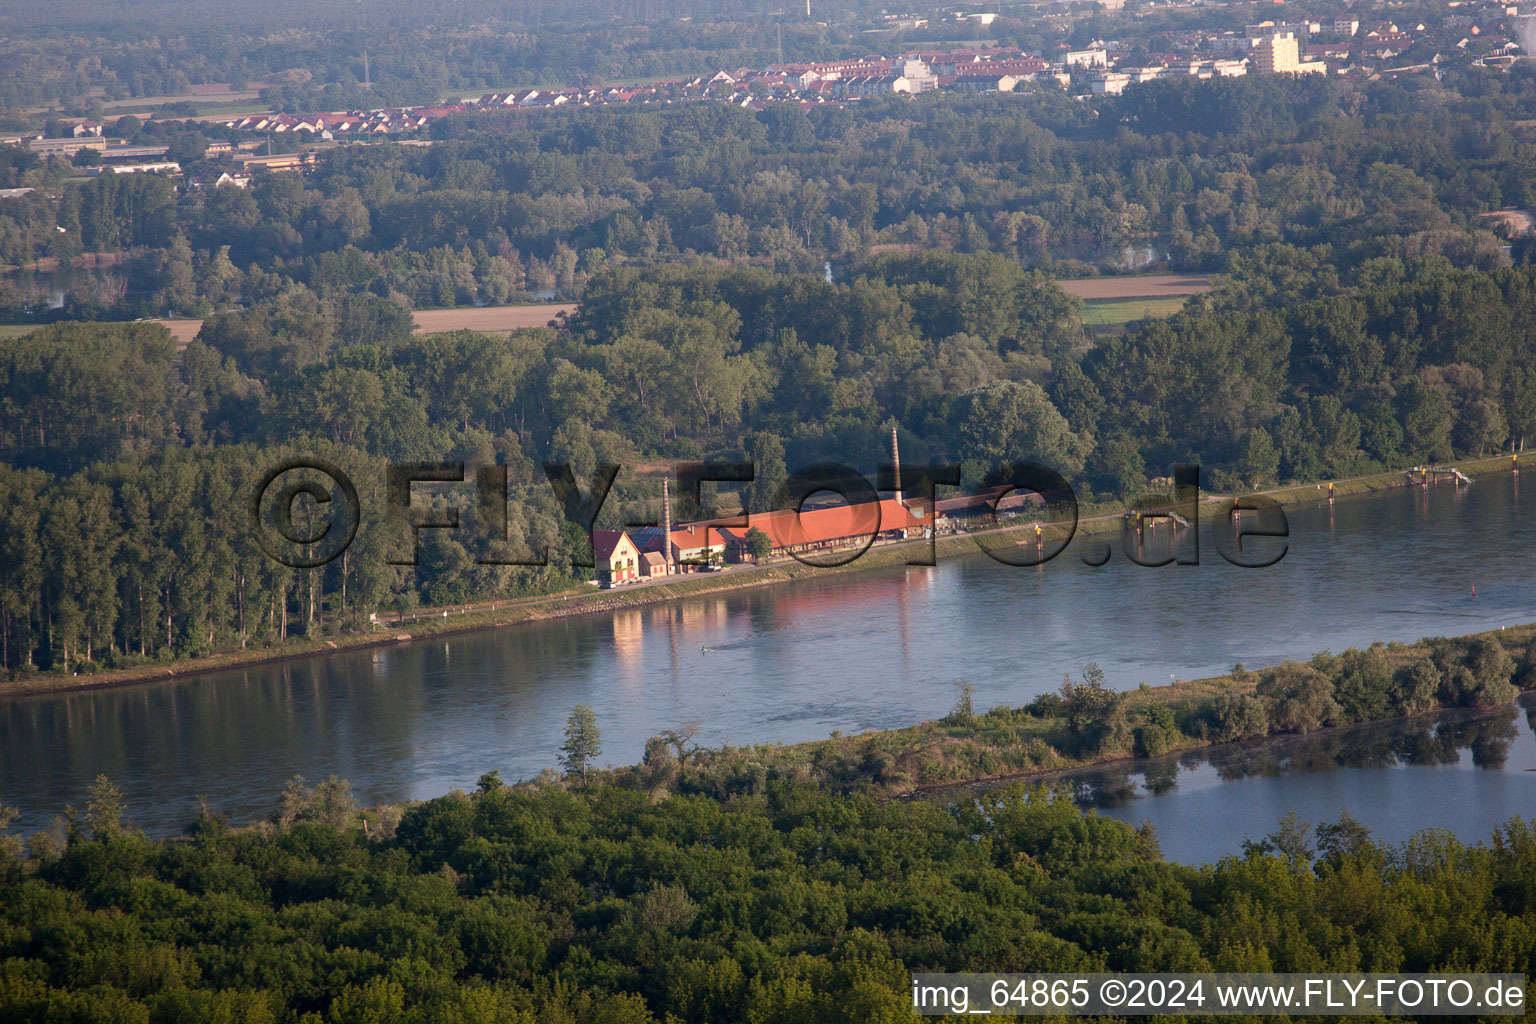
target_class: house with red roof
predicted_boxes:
[593,530,642,584]
[712,499,927,562]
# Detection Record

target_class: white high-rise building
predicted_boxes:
[1251,31,1327,75]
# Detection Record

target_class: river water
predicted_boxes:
[1060,694,1536,864]
[3,475,1534,853]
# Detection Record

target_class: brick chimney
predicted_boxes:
[661,477,673,572]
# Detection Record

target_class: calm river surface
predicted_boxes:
[3,476,1535,852]
[1060,694,1536,864]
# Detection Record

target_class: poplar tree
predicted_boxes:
[560,704,602,784]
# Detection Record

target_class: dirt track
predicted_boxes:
[1057,275,1210,300]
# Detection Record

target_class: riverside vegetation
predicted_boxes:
[613,623,1536,798]
[5,252,1536,679]
[8,10,1536,1021]
[1,626,1533,1022]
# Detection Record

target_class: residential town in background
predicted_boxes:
[2,0,1530,189]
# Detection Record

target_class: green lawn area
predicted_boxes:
[1080,296,1190,327]
[0,324,40,340]
[177,100,270,118]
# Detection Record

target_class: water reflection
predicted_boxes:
[4,478,1536,837]
[1060,694,1536,863]
[0,265,137,311]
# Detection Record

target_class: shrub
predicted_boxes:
[1391,660,1442,715]
[1081,702,1132,758]
[1515,644,1536,690]
[1208,692,1270,741]
[395,792,476,864]
[1435,636,1518,708]
[946,680,976,724]
[1133,723,1171,758]
[1332,646,1394,723]
[1143,702,1176,731]
[1060,664,1115,734]
[1257,662,1340,734]
[1024,692,1066,718]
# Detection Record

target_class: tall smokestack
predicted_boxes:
[890,425,902,502]
[661,477,673,571]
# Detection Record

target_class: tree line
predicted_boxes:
[1,754,1534,1022]
[4,250,1536,674]
[6,68,1536,319]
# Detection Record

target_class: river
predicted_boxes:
[2,475,1534,853]
[1059,694,1536,864]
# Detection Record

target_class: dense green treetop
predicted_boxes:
[1,763,1534,1022]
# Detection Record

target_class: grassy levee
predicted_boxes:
[1253,452,1518,505]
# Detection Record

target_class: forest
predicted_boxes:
[0,3,874,112]
[4,5,1536,1019]
[7,0,1536,1017]
[3,245,1536,675]
[1,746,1534,1022]
[4,68,1536,315]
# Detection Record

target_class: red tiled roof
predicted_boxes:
[630,523,727,555]
[934,488,1042,516]
[593,529,632,561]
[713,499,926,551]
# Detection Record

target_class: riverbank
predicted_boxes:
[611,617,1536,805]
[1,452,1521,700]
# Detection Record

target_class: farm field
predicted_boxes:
[1057,274,1210,300]
[1080,295,1190,327]
[147,319,204,346]
[27,85,264,115]
[410,303,577,333]
[5,287,1199,347]
[64,305,580,351]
